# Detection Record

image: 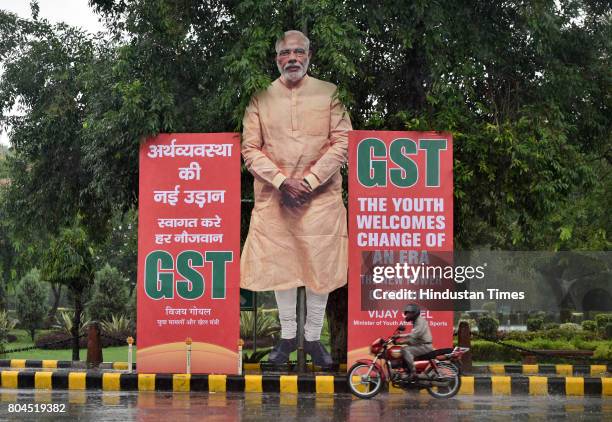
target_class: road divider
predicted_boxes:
[0,371,610,396]
[2,360,609,377]
[478,364,610,376]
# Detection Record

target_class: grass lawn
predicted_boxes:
[4,328,528,365]
[2,329,134,362]
[2,346,133,362]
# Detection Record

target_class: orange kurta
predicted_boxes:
[240,75,351,294]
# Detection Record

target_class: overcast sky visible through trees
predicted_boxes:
[0,0,104,146]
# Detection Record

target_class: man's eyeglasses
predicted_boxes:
[278,48,307,58]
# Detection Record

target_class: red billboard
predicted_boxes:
[347,131,454,367]
[137,133,240,374]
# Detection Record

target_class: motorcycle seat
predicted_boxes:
[415,348,454,360]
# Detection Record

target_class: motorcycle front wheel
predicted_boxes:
[425,362,461,399]
[347,363,384,399]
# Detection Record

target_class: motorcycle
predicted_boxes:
[347,324,469,399]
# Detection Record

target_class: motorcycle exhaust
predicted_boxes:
[418,380,451,387]
[431,380,451,387]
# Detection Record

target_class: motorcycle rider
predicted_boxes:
[395,303,433,381]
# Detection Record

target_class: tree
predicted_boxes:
[0,11,110,240]
[15,268,49,341]
[81,1,609,248]
[0,145,8,178]
[41,224,94,360]
[94,208,138,295]
[0,9,111,320]
[87,264,130,322]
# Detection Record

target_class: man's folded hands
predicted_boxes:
[280,178,312,207]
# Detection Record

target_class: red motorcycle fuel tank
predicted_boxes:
[386,345,403,360]
[370,338,385,354]
[415,360,429,371]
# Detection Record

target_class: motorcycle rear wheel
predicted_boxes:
[425,362,461,399]
[347,363,384,399]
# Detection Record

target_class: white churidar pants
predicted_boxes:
[274,287,328,341]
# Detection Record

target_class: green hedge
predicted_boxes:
[470,340,521,361]
[477,315,499,339]
[526,317,544,332]
[593,343,612,360]
[581,320,597,332]
[595,314,612,329]
[470,338,610,362]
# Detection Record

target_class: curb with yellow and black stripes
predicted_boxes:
[1,371,611,396]
[477,364,610,377]
[2,360,610,376]
[0,359,130,370]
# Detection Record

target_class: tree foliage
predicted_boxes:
[15,268,49,341]
[87,264,130,322]
[41,223,94,360]
[93,208,138,293]
[86,0,610,251]
[1,1,608,250]
[0,13,109,238]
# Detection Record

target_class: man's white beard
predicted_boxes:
[278,57,309,83]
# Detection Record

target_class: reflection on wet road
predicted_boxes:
[0,390,609,421]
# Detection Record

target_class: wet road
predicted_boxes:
[0,390,609,421]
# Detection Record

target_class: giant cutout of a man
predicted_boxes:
[241,30,351,367]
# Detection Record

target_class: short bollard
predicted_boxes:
[238,339,244,375]
[127,336,134,373]
[86,322,103,368]
[457,321,472,372]
[186,337,192,374]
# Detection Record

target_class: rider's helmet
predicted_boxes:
[403,303,420,322]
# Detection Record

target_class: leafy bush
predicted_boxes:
[595,314,612,329]
[476,315,499,339]
[593,343,612,360]
[541,328,601,341]
[571,339,603,350]
[537,328,599,341]
[581,320,597,332]
[100,315,134,346]
[524,338,576,350]
[500,331,537,342]
[604,323,612,340]
[101,314,131,335]
[240,308,280,348]
[87,264,130,322]
[542,322,560,331]
[243,348,272,363]
[471,336,610,362]
[35,331,87,349]
[470,340,521,361]
[15,269,50,341]
[0,310,17,351]
[527,317,544,332]
[53,310,90,336]
[559,322,582,332]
